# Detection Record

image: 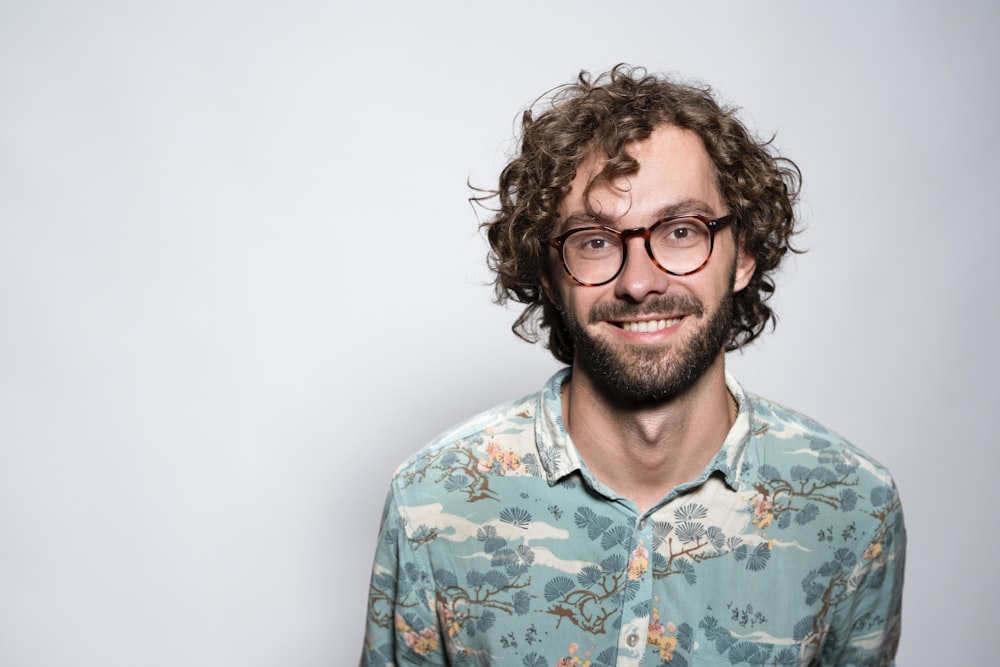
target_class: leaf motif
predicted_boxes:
[594,647,617,667]
[728,641,758,663]
[804,582,825,606]
[839,489,858,511]
[631,599,652,617]
[746,543,771,572]
[539,446,561,473]
[775,647,799,665]
[793,616,815,641]
[490,548,515,568]
[808,436,831,451]
[444,474,471,492]
[544,576,574,602]
[706,526,726,550]
[674,502,708,522]
[483,538,506,554]
[620,578,641,601]
[499,506,532,529]
[484,570,510,590]
[834,547,857,570]
[516,544,535,566]
[758,464,782,481]
[507,564,529,579]
[652,520,673,548]
[795,503,820,525]
[674,557,696,585]
[833,456,859,476]
[574,506,597,528]
[477,526,507,553]
[871,486,892,507]
[601,525,631,551]
[477,610,495,632]
[677,622,694,651]
[675,521,706,544]
[790,465,811,482]
[522,652,548,667]
[574,506,613,539]
[577,565,604,589]
[818,560,840,577]
[402,562,422,584]
[810,466,836,484]
[511,590,530,616]
[433,569,457,587]
[522,453,542,477]
[600,553,626,573]
[589,516,614,540]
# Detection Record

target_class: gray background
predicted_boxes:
[2,0,997,664]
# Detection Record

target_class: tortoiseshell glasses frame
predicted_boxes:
[549,214,736,286]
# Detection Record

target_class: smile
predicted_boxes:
[619,317,681,333]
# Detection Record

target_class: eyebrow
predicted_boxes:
[560,198,721,230]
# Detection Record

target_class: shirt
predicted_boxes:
[362,369,905,666]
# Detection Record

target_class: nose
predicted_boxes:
[614,236,671,302]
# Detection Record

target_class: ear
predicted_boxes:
[733,249,756,293]
[540,269,561,306]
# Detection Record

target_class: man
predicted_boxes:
[362,66,905,666]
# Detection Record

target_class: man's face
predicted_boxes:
[544,125,756,402]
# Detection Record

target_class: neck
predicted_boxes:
[562,352,735,512]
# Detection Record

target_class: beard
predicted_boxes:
[561,277,735,404]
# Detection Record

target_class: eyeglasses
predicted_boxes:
[549,214,735,286]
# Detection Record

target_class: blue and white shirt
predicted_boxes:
[362,369,905,666]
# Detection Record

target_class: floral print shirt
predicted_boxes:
[362,369,905,666]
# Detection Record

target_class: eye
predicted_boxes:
[566,229,621,257]
[654,217,710,248]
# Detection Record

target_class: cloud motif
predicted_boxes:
[399,503,569,544]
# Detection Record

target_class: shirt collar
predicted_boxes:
[534,368,753,491]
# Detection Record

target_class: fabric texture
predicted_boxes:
[362,369,905,666]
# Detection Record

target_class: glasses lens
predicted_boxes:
[650,217,712,274]
[563,228,623,284]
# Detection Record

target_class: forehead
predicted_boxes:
[559,125,724,225]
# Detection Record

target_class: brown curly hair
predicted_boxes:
[479,65,802,365]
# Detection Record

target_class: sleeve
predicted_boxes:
[361,483,447,666]
[822,479,907,666]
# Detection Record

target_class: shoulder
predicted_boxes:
[740,393,905,576]
[390,391,539,480]
[748,394,898,506]
[745,392,896,486]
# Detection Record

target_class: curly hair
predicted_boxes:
[479,65,802,365]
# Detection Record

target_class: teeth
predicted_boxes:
[622,318,680,333]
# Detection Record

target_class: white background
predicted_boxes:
[2,1,997,664]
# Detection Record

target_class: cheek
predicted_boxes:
[552,282,593,319]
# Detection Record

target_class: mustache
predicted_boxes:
[588,294,705,323]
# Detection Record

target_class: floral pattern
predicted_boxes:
[362,370,905,666]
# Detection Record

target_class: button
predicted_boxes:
[638,518,647,529]
[626,633,640,647]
